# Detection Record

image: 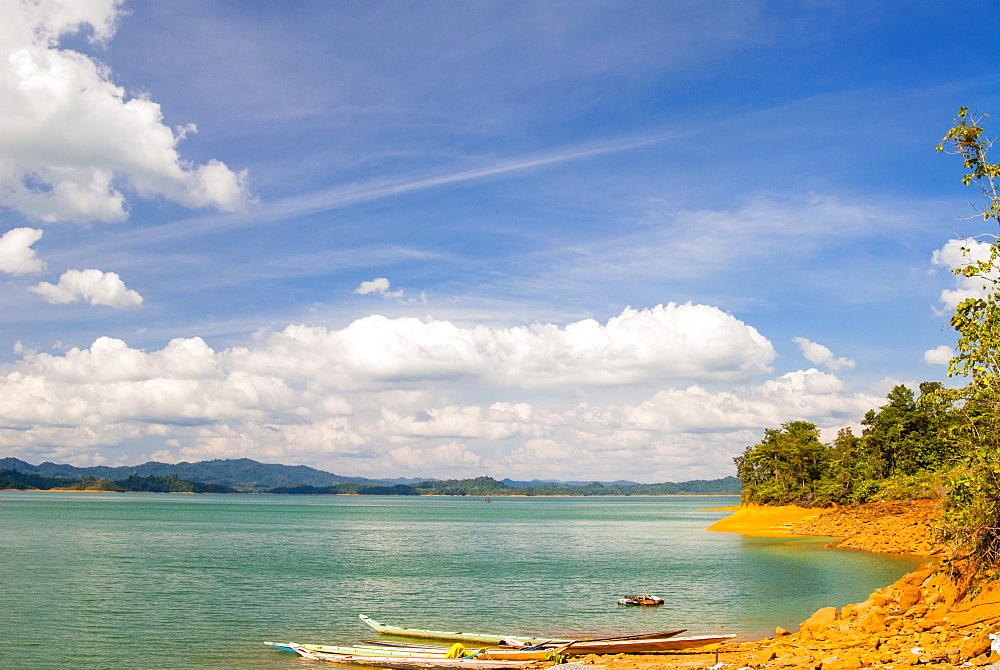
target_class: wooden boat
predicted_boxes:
[617,594,664,607]
[275,643,535,669]
[558,634,738,655]
[354,640,574,661]
[354,642,574,661]
[353,632,736,656]
[267,642,450,658]
[359,614,694,649]
[359,614,571,646]
[267,641,571,661]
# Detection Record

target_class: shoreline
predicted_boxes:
[591,501,1000,670]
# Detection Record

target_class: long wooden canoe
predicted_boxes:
[353,629,735,655]
[358,615,687,648]
[353,642,574,661]
[278,643,535,669]
[267,641,570,661]
[359,615,571,646]
[559,634,738,655]
[267,642,451,658]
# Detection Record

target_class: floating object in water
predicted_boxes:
[617,594,665,607]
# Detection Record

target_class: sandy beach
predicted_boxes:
[582,501,1000,670]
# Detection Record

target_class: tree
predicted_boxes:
[859,383,955,479]
[936,107,1000,577]
[734,421,829,505]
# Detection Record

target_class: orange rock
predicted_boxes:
[958,632,991,661]
[859,607,886,634]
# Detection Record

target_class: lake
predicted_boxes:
[0,492,925,669]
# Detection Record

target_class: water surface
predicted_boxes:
[0,492,924,669]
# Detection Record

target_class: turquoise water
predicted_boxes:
[0,492,925,669]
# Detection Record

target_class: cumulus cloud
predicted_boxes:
[30,268,143,308]
[792,336,855,371]
[230,303,776,388]
[931,238,996,311]
[923,345,953,366]
[354,277,404,298]
[0,227,45,273]
[0,0,250,223]
[0,306,893,481]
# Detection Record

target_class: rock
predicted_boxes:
[799,606,840,639]
[775,626,790,636]
[859,607,886,634]
[898,585,922,611]
[959,632,992,660]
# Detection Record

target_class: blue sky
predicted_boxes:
[1,0,998,481]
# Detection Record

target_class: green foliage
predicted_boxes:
[734,421,829,505]
[937,107,1000,223]
[0,469,236,493]
[735,385,957,507]
[931,108,1000,578]
[0,468,79,490]
[859,383,956,478]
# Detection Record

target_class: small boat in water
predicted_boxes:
[617,594,665,607]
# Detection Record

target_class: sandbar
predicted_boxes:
[704,502,826,537]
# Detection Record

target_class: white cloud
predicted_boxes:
[30,268,143,308]
[0,227,45,273]
[792,336,855,371]
[0,306,887,481]
[0,0,250,223]
[931,238,996,311]
[923,345,953,366]
[230,303,775,388]
[354,277,403,298]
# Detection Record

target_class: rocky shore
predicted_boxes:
[585,500,1000,670]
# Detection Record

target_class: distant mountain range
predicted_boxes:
[0,457,741,495]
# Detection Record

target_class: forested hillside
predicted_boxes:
[0,458,740,496]
[0,457,372,492]
[0,470,236,493]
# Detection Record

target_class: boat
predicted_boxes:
[358,615,700,650]
[266,642,450,658]
[354,642,573,661]
[273,643,536,669]
[354,634,726,655]
[267,641,572,662]
[617,594,664,607]
[557,634,737,655]
[359,614,571,646]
